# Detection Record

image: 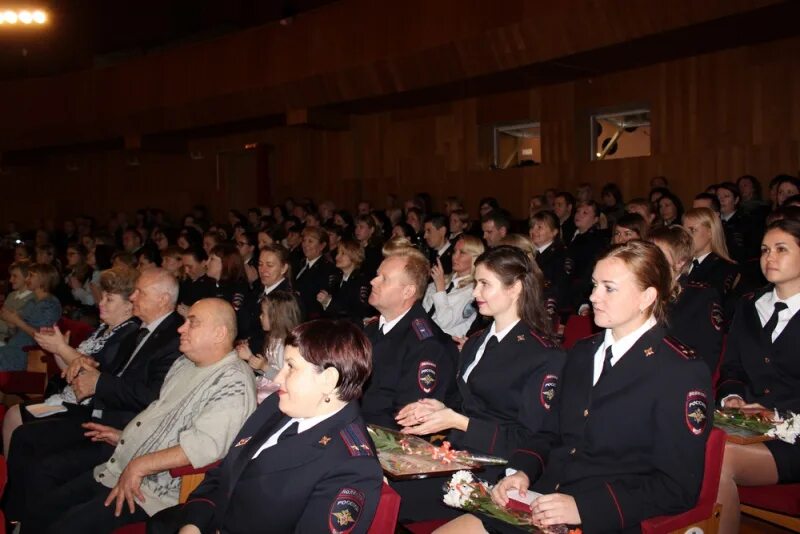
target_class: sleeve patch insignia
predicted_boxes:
[234,436,251,447]
[412,318,434,340]
[685,390,708,436]
[418,360,438,394]
[540,374,558,410]
[710,303,724,332]
[328,488,365,534]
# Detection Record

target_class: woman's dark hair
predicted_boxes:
[658,192,684,222]
[599,240,677,324]
[764,217,800,246]
[211,243,247,283]
[601,183,623,205]
[334,210,354,230]
[67,243,89,261]
[136,245,162,267]
[28,262,60,293]
[530,210,561,239]
[392,222,416,239]
[716,182,740,201]
[614,212,649,240]
[474,245,554,341]
[649,187,670,204]
[179,226,203,250]
[262,290,303,350]
[737,175,762,200]
[259,244,294,282]
[285,319,373,402]
[479,197,500,213]
[355,214,383,246]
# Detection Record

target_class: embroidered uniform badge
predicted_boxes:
[540,374,558,410]
[328,488,365,534]
[234,437,251,447]
[418,361,438,394]
[685,390,708,436]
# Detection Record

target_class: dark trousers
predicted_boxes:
[5,413,113,522]
[20,470,148,534]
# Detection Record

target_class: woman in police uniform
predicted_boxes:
[683,207,741,299]
[436,241,711,533]
[395,246,566,521]
[650,225,724,373]
[716,218,800,533]
[147,320,383,534]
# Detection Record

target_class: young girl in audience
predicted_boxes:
[716,218,800,532]
[395,245,566,522]
[422,235,484,337]
[683,207,740,298]
[235,290,302,403]
[0,264,62,371]
[436,241,711,534]
[0,262,34,344]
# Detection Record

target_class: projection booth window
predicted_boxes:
[590,109,651,161]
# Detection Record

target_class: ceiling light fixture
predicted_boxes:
[0,8,48,25]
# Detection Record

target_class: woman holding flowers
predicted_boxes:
[395,245,565,521]
[716,218,800,532]
[436,240,711,533]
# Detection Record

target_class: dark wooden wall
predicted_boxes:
[3,33,800,226]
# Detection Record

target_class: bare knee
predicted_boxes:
[433,514,488,534]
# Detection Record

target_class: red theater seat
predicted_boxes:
[562,314,595,349]
[640,428,726,533]
[738,483,800,531]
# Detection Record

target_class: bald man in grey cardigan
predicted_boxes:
[28,298,257,534]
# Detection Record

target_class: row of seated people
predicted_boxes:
[0,176,798,532]
[0,212,797,532]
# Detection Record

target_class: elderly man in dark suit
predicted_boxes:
[5,268,183,524]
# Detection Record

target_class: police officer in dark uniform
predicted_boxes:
[361,247,457,429]
[423,213,454,275]
[716,218,800,532]
[246,244,299,354]
[393,246,565,522]
[439,241,711,534]
[293,226,339,320]
[566,201,610,311]
[319,240,375,324]
[683,207,741,300]
[530,210,571,316]
[147,320,383,534]
[650,226,725,373]
[177,246,217,309]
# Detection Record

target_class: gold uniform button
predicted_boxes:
[764,357,770,364]
[554,483,560,491]
[570,448,576,455]
[583,409,589,417]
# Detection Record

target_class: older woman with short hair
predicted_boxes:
[2,266,141,454]
[148,319,383,534]
[0,263,62,372]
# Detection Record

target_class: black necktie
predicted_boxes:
[764,302,789,340]
[596,345,614,384]
[692,259,701,271]
[278,421,299,442]
[297,262,310,279]
[484,335,499,353]
[445,281,455,294]
[378,324,385,337]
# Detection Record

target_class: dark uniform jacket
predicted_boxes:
[536,242,570,316]
[507,326,711,533]
[294,256,340,320]
[323,269,374,325]
[93,311,183,429]
[717,286,800,412]
[361,302,457,428]
[566,226,610,310]
[362,244,383,280]
[178,275,217,307]
[213,279,255,341]
[721,210,757,265]
[160,397,383,534]
[426,243,454,275]
[449,322,565,458]
[667,279,724,373]
[687,252,740,299]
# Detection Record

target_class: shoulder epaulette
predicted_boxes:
[663,336,697,360]
[411,317,434,340]
[467,328,487,340]
[685,281,710,289]
[529,329,557,349]
[339,423,375,457]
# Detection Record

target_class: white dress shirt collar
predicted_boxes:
[593,316,657,385]
[379,306,413,335]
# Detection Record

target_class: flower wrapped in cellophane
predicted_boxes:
[441,470,581,534]
[714,409,799,445]
[367,425,506,479]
